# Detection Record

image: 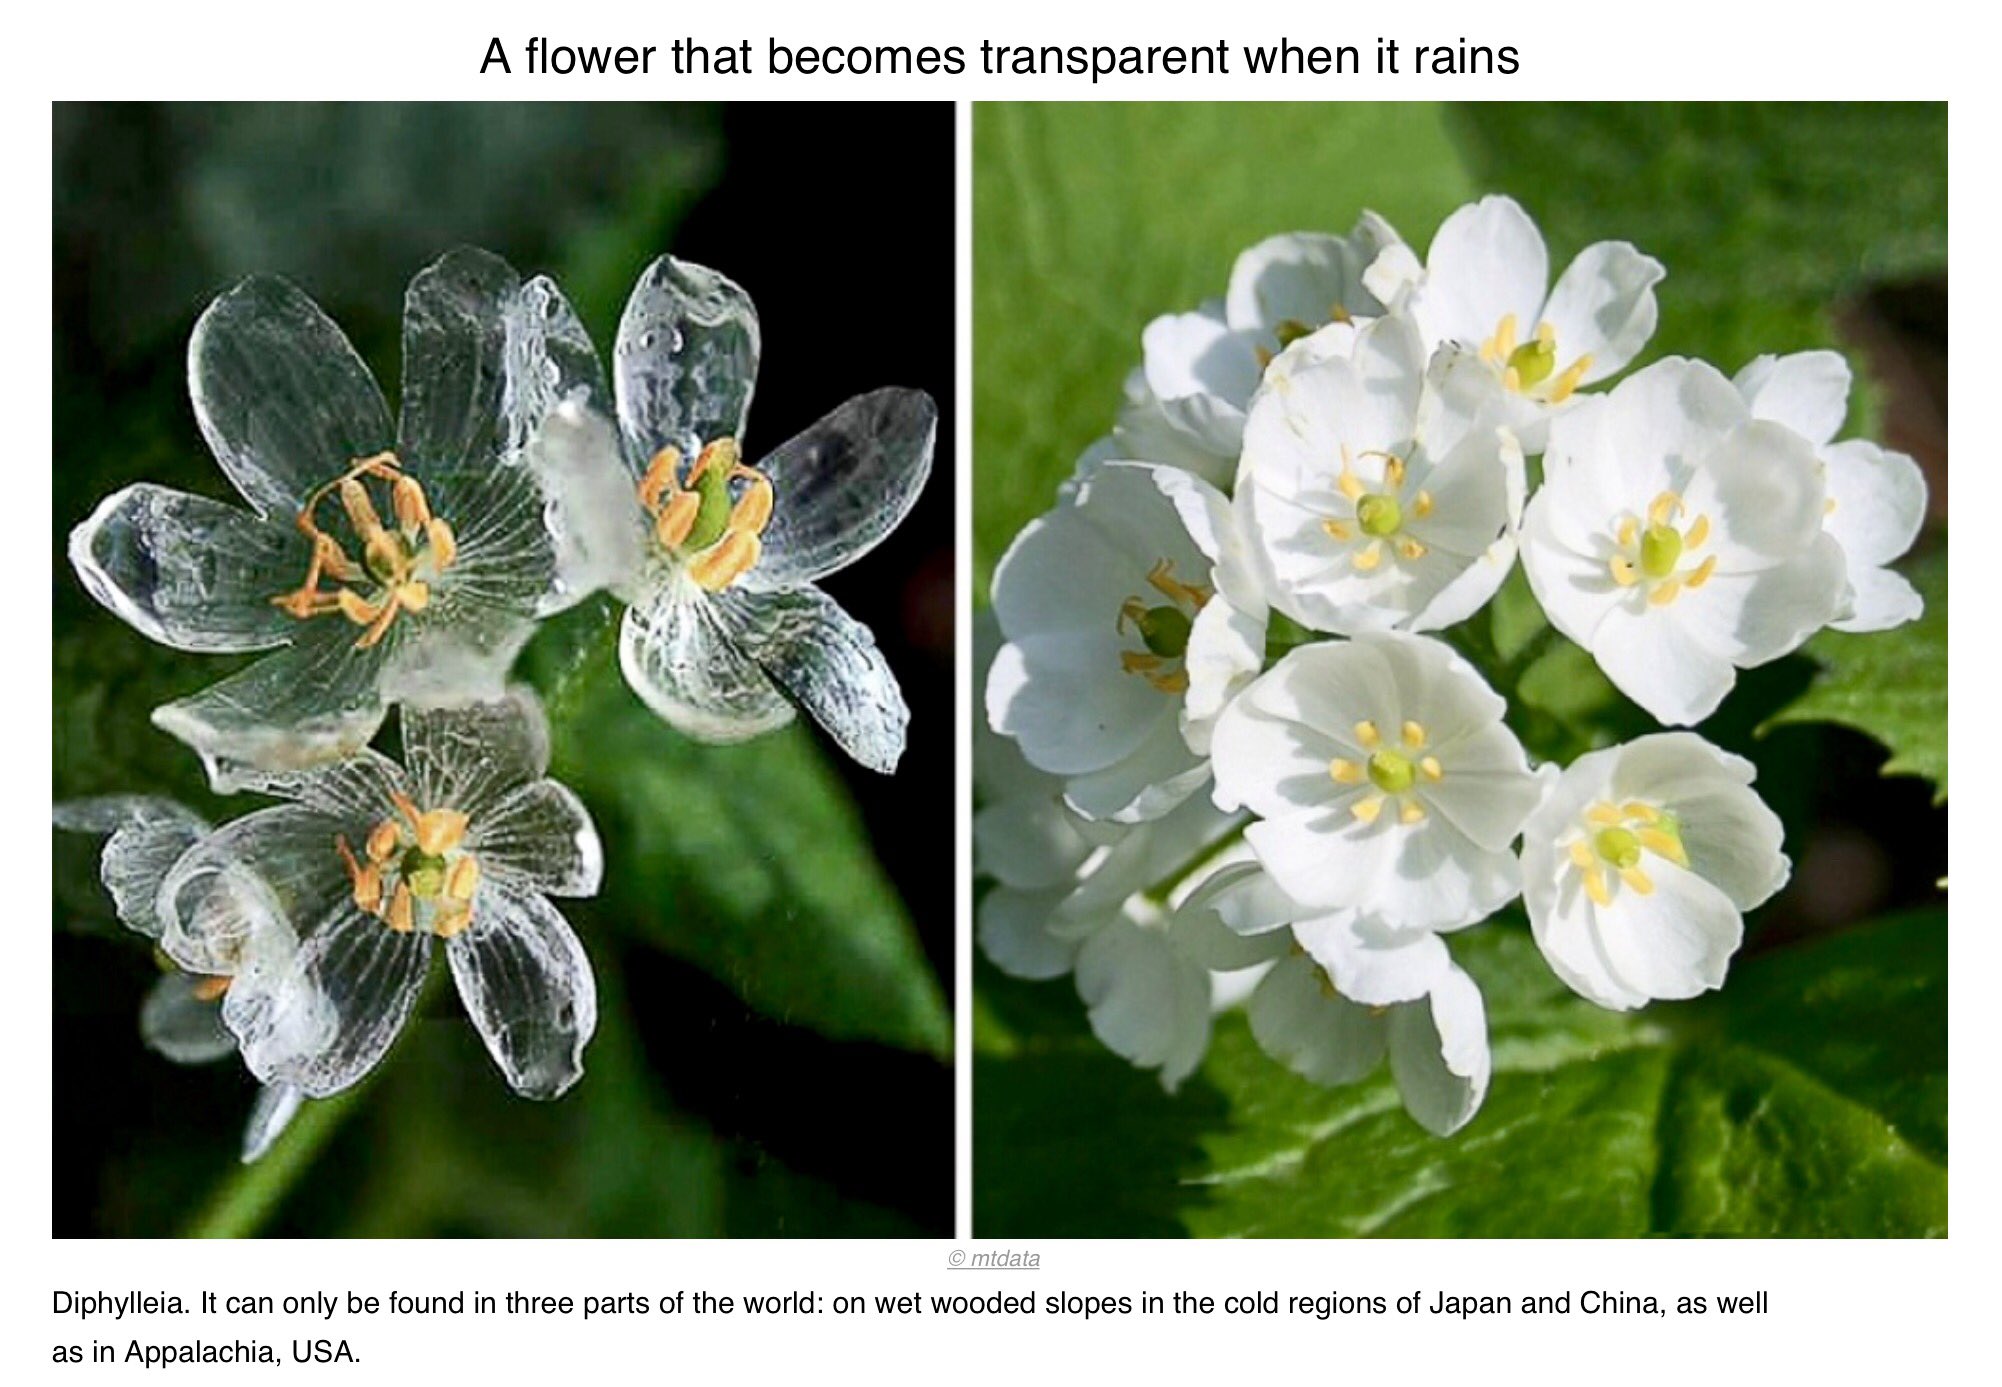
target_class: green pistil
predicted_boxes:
[1507,336,1556,387]
[1640,524,1684,578]
[401,848,448,900]
[1368,750,1416,795]
[1357,493,1403,537]
[684,462,735,552]
[1134,605,1192,659]
[1593,827,1642,869]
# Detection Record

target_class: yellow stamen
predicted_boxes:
[1545,355,1593,404]
[1619,865,1655,895]
[1351,540,1383,572]
[366,820,401,863]
[1621,802,1658,823]
[638,446,682,512]
[1329,758,1363,784]
[1354,720,1381,749]
[1825,497,1838,516]
[1146,669,1190,695]
[339,477,387,541]
[1322,518,1355,542]
[1146,559,1211,609]
[1492,313,1519,360]
[1420,756,1444,782]
[1568,839,1596,869]
[1638,828,1689,867]
[392,475,432,531]
[1648,579,1683,607]
[687,530,762,591]
[1336,445,1365,501]
[1586,803,1623,826]
[1648,492,1684,527]
[446,856,480,903]
[384,883,415,933]
[434,903,473,939]
[191,975,232,1003]
[1617,517,1639,549]
[1412,490,1434,518]
[1582,864,1611,907]
[1399,802,1426,825]
[1381,454,1406,490]
[1401,720,1426,749]
[691,437,739,483]
[1685,555,1718,590]
[730,471,775,534]
[1609,556,1639,587]
[1502,366,1522,394]
[1398,537,1427,561]
[1120,650,1164,674]
[1685,515,1710,548]
[1351,795,1385,825]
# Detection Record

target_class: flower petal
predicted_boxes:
[614,256,759,466]
[714,584,909,774]
[1224,216,1400,335]
[977,886,1080,981]
[472,780,603,898]
[1414,195,1548,346]
[521,400,649,609]
[1386,965,1490,1136]
[975,794,1094,890]
[1588,601,1740,727]
[1839,565,1924,634]
[618,577,794,745]
[1074,915,1212,1091]
[241,1083,304,1163]
[1142,309,1263,407]
[1292,911,1451,1006]
[1246,952,1386,1086]
[397,246,523,473]
[155,804,336,977]
[1681,420,1830,566]
[55,795,208,940]
[1538,241,1664,383]
[1062,710,1207,824]
[401,688,550,818]
[1591,858,1744,1004]
[69,485,300,652]
[1733,351,1850,445]
[225,900,430,1098]
[140,972,237,1065]
[1667,535,1847,667]
[739,387,937,590]
[150,625,390,792]
[189,274,395,519]
[1822,439,1927,569]
[447,880,597,1100]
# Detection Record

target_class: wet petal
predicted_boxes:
[189,274,395,519]
[398,247,521,474]
[401,688,550,818]
[447,881,597,1100]
[150,624,389,791]
[472,780,603,898]
[740,388,938,590]
[715,584,909,774]
[155,803,339,977]
[140,972,237,1064]
[69,485,300,652]
[241,1084,304,1163]
[225,901,430,1098]
[618,577,793,744]
[615,256,759,467]
[54,795,208,940]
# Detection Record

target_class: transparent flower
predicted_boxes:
[54,796,305,1162]
[1521,732,1787,1011]
[155,689,603,1100]
[988,461,1219,822]
[69,248,609,790]
[1520,358,1848,726]
[975,614,1246,1088]
[1111,214,1403,486]
[1236,315,1525,635]
[527,257,934,773]
[1210,632,1541,935]
[1365,194,1663,452]
[1733,350,1928,632]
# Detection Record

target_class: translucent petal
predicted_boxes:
[151,623,389,791]
[619,576,793,744]
[420,440,561,623]
[447,881,597,1100]
[69,484,300,652]
[471,780,603,898]
[225,901,430,1098]
[188,274,395,519]
[54,795,208,940]
[614,256,759,467]
[241,1084,304,1163]
[231,748,408,827]
[715,584,909,774]
[401,688,549,818]
[740,388,938,590]
[508,275,611,447]
[156,804,341,978]
[398,246,522,475]
[140,972,237,1065]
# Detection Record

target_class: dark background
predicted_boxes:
[54,103,955,1236]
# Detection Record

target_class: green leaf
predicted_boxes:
[1765,546,1946,802]
[976,911,1944,1236]
[539,619,951,1058]
[974,103,1476,587]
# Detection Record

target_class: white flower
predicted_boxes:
[1210,632,1541,935]
[988,461,1221,822]
[69,249,609,790]
[1365,194,1663,451]
[1236,315,1525,635]
[54,796,306,1162]
[1520,732,1788,1011]
[1521,358,1848,726]
[1178,862,1490,1134]
[1733,350,1928,632]
[975,614,1246,1088]
[1114,215,1403,484]
[155,689,603,1100]
[535,257,935,773]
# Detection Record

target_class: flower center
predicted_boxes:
[1565,799,1689,908]
[637,437,776,593]
[1116,559,1210,695]
[336,790,481,938]
[1606,491,1718,608]
[270,452,457,649]
[1321,446,1435,572]
[1477,314,1593,404]
[1330,718,1444,826]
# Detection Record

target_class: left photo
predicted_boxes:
[53,102,955,1237]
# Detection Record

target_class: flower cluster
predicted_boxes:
[979,196,1925,1135]
[62,249,936,1155]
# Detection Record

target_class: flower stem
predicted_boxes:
[1142,817,1250,904]
[183,1083,366,1239]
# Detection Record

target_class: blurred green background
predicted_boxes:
[54,103,955,1237]
[972,103,1947,1236]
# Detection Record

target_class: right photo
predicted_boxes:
[972,102,1947,1237]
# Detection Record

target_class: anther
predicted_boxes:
[656,491,700,548]
[1413,490,1435,518]
[1685,515,1710,548]
[1351,796,1385,825]
[1322,518,1355,542]
[1352,541,1384,572]
[1619,865,1655,895]
[366,820,401,863]
[687,530,762,591]
[384,883,415,934]
[1685,555,1717,590]
[1354,720,1381,749]
[1400,802,1426,825]
[392,475,432,532]
[1329,758,1363,784]
[639,447,683,512]
[1609,556,1639,587]
[1398,537,1427,560]
[446,856,480,903]
[1420,756,1444,782]
[1647,579,1682,607]
[1401,720,1426,749]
